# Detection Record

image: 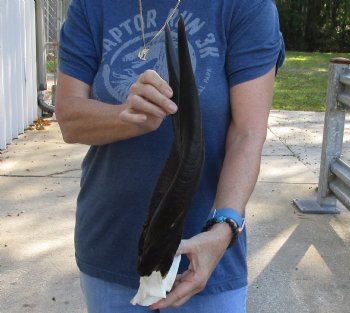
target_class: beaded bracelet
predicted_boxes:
[202,208,245,248]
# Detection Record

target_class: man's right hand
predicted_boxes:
[121,69,177,133]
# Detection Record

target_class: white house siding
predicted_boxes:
[0,0,37,150]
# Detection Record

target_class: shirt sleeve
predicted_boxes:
[226,0,285,87]
[58,0,98,85]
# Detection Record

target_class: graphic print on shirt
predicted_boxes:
[99,9,220,103]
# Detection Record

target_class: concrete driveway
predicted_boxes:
[0,110,349,313]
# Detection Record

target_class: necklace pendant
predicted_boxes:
[138,48,149,61]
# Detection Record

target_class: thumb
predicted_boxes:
[175,239,191,256]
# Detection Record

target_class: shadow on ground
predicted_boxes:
[1,114,350,313]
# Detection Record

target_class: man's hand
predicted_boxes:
[56,70,177,145]
[149,223,232,309]
[120,69,177,132]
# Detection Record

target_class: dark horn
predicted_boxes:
[137,16,204,278]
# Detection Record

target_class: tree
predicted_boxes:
[275,0,350,52]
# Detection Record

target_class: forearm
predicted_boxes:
[207,125,266,250]
[212,69,274,215]
[213,123,266,215]
[55,97,142,145]
[55,71,175,146]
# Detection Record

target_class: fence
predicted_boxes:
[0,0,38,150]
[0,0,70,150]
[294,58,350,214]
[37,0,69,109]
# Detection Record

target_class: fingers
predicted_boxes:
[150,233,229,310]
[149,271,201,310]
[119,107,147,124]
[131,70,177,114]
[120,70,178,133]
[149,239,208,310]
[175,240,187,256]
[140,69,173,98]
[125,95,166,119]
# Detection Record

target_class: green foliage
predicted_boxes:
[276,0,350,52]
[46,60,57,73]
[273,51,350,111]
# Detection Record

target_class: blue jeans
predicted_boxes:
[80,271,247,313]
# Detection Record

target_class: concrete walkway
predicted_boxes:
[0,110,349,313]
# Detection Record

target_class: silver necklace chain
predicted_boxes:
[138,0,181,60]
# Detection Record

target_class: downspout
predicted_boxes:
[35,0,55,113]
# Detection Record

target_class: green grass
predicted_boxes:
[273,51,350,111]
[47,60,57,73]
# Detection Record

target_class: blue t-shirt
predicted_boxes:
[59,0,285,294]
